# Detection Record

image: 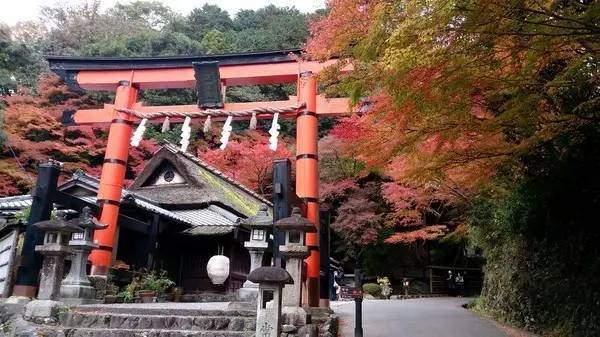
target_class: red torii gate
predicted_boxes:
[47,49,353,307]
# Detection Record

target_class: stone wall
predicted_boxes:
[280,308,338,337]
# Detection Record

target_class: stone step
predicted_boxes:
[62,328,255,337]
[61,312,256,332]
[69,305,256,317]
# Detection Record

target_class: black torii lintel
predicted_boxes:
[45,48,302,92]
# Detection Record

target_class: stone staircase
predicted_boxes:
[58,304,256,337]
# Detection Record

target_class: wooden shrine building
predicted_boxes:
[0,143,272,294]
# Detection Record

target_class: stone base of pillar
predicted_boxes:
[319,298,330,308]
[23,300,66,324]
[227,301,256,311]
[5,295,32,305]
[236,282,259,301]
[60,283,98,305]
[282,306,311,326]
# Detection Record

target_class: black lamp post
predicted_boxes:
[354,249,363,337]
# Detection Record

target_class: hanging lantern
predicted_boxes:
[206,254,230,285]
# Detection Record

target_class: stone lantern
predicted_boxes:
[24,211,81,322]
[274,207,316,307]
[33,211,82,300]
[238,203,272,298]
[247,266,293,337]
[60,206,107,304]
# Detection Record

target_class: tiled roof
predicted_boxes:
[67,172,240,235]
[162,143,272,206]
[0,195,32,215]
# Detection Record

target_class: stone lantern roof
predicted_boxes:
[34,211,82,233]
[68,206,106,230]
[240,203,272,229]
[248,266,293,284]
[273,207,316,232]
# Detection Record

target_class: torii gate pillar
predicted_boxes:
[296,72,321,307]
[89,81,138,276]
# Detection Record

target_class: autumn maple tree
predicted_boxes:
[200,131,293,195]
[308,0,599,244]
[0,75,158,196]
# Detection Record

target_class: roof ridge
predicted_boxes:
[67,169,167,206]
[162,142,273,206]
[0,194,32,201]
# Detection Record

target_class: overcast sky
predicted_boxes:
[0,0,326,25]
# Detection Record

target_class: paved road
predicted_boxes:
[332,297,509,337]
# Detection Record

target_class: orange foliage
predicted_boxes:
[307,0,381,60]
[199,131,293,195]
[385,225,447,244]
[0,76,158,196]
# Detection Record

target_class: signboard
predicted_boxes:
[340,286,354,299]
[193,61,224,109]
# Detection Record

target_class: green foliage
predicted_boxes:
[468,125,600,336]
[90,275,119,300]
[13,207,30,224]
[184,4,233,42]
[362,283,382,297]
[140,89,196,106]
[467,296,485,312]
[118,282,136,303]
[32,1,309,59]
[141,270,175,294]
[0,25,41,95]
[107,1,175,29]
[0,320,11,335]
[144,123,183,144]
[199,30,236,54]
[84,30,202,57]
[231,6,308,52]
[320,156,364,182]
[118,269,174,301]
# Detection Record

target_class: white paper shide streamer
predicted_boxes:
[130,118,148,147]
[268,112,280,151]
[249,112,257,130]
[219,116,233,150]
[203,115,212,133]
[180,116,192,152]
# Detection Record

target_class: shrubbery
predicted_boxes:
[469,126,600,337]
[362,283,382,298]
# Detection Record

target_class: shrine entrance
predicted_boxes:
[44,49,353,307]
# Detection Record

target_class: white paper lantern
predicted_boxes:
[206,255,230,285]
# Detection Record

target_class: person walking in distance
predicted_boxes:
[447,270,455,296]
[455,273,465,297]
